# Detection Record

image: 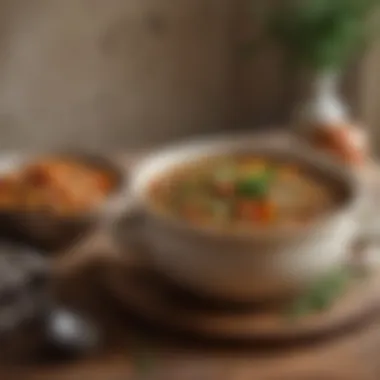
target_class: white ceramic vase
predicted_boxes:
[294,71,348,130]
[294,70,368,159]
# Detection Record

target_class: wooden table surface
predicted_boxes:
[1,148,380,380]
[5,261,380,380]
[5,249,380,380]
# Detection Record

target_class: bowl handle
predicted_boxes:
[348,209,380,271]
[349,232,380,271]
[99,180,147,270]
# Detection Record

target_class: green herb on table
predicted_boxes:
[286,267,353,321]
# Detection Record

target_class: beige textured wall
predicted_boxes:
[0,0,237,150]
[360,44,380,155]
[0,0,364,150]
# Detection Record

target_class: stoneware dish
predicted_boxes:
[115,133,368,302]
[0,151,127,252]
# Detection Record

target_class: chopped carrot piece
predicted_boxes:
[257,200,276,224]
[237,200,276,224]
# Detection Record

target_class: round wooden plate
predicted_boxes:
[101,246,380,343]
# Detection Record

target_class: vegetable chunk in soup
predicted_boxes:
[148,157,335,230]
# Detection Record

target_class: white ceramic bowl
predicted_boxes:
[118,133,364,302]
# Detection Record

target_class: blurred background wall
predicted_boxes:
[0,0,372,151]
[360,41,380,156]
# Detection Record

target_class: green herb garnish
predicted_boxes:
[236,169,276,199]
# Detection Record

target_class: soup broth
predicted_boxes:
[148,156,338,230]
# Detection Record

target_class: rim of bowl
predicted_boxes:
[128,132,362,242]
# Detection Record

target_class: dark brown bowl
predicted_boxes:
[0,151,127,252]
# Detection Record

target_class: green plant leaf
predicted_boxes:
[258,0,380,70]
